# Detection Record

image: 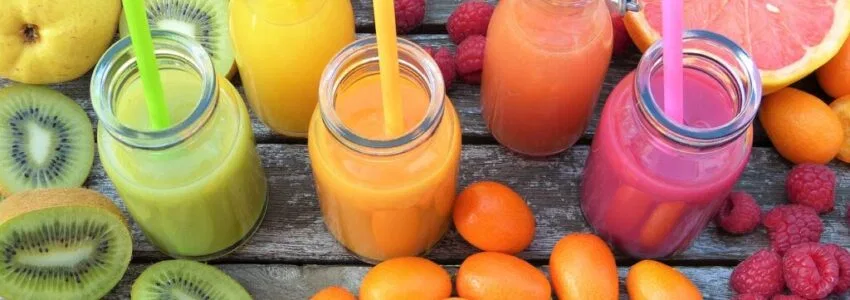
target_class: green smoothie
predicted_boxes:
[98,69,267,259]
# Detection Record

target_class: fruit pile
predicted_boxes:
[311,182,704,299]
[0,187,255,299]
[396,0,494,89]
[721,164,848,299]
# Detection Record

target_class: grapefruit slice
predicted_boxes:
[625,0,850,93]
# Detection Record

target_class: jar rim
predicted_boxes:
[635,30,762,147]
[318,37,446,156]
[91,30,217,150]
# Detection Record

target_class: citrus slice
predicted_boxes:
[625,0,850,93]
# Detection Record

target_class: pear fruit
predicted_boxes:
[0,0,121,84]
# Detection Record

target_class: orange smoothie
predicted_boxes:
[308,39,461,263]
[230,0,355,137]
[481,0,613,156]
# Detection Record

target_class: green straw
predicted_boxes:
[121,0,170,130]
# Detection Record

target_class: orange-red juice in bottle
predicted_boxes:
[308,38,461,263]
[481,0,616,156]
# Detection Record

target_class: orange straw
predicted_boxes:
[373,0,405,137]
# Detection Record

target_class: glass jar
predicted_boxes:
[308,38,462,263]
[580,30,762,258]
[91,31,268,260]
[481,0,637,156]
[230,0,356,137]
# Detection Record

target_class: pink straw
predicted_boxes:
[662,0,684,124]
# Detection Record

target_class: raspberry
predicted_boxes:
[394,0,426,34]
[770,295,805,300]
[786,164,836,214]
[446,0,495,44]
[763,205,823,254]
[730,249,784,296]
[716,191,762,235]
[783,243,840,299]
[423,46,456,90]
[455,35,486,84]
[824,244,850,295]
[733,294,767,300]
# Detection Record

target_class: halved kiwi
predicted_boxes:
[0,188,133,299]
[131,260,252,299]
[119,0,236,78]
[0,85,95,197]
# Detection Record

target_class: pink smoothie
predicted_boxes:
[580,68,752,258]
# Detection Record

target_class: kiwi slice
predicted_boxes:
[119,0,236,78]
[0,188,133,299]
[0,85,95,197]
[131,260,252,299]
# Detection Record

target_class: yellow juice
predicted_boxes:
[230,0,356,137]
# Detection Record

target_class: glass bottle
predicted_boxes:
[230,0,356,137]
[580,30,762,258]
[307,38,462,263]
[91,31,268,260]
[480,0,638,156]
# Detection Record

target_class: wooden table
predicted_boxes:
[3,1,849,299]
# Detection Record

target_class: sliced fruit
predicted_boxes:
[624,0,850,93]
[131,260,252,300]
[759,87,843,164]
[550,233,618,300]
[627,260,703,300]
[0,188,132,299]
[119,0,236,78]
[360,257,451,300]
[830,95,850,162]
[0,85,94,196]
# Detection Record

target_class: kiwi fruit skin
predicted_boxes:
[0,84,95,195]
[118,0,236,78]
[131,260,252,300]
[0,188,125,224]
[0,188,132,299]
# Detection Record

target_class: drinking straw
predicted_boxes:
[373,0,406,137]
[662,0,684,123]
[121,0,170,130]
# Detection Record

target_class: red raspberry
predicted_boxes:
[733,294,767,300]
[824,244,850,295]
[730,249,784,296]
[446,0,495,44]
[394,0,426,34]
[716,191,762,235]
[770,295,805,300]
[455,35,486,84]
[763,205,823,254]
[423,46,457,90]
[786,164,836,214]
[783,243,840,299]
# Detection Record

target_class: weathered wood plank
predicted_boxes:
[80,144,850,263]
[106,264,736,300]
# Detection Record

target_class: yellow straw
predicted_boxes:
[373,0,405,137]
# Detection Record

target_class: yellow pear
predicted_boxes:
[0,0,121,84]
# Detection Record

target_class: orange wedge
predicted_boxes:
[625,0,850,94]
